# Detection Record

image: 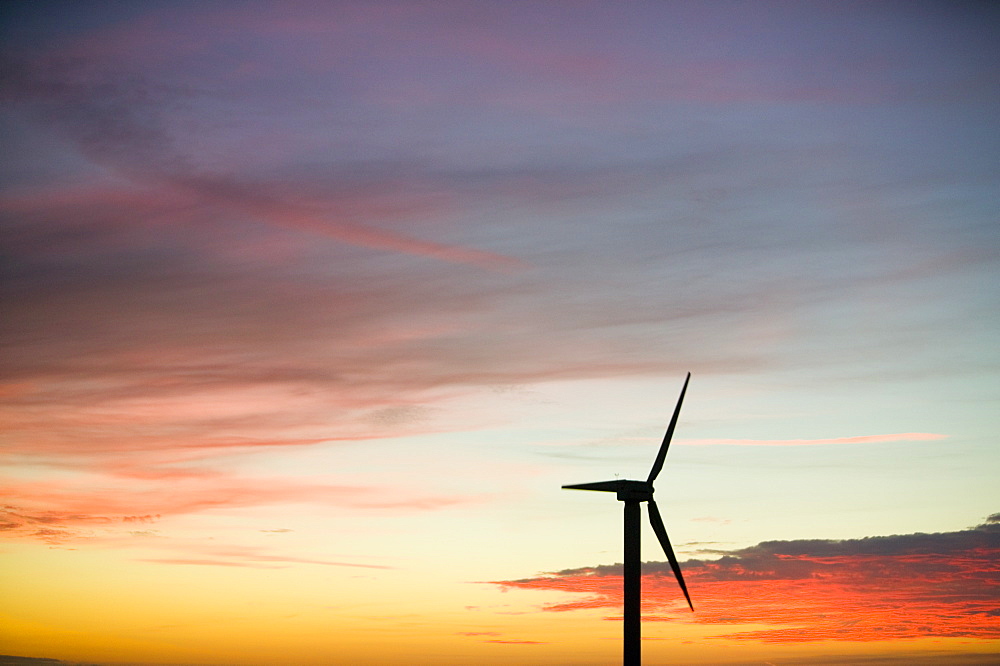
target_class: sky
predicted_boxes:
[1,1,998,664]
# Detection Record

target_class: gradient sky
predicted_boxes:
[1,1,998,664]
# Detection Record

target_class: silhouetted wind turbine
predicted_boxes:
[563,372,693,666]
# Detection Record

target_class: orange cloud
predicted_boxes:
[493,515,1000,643]
[456,630,547,645]
[137,554,390,570]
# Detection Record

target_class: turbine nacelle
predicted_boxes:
[562,479,653,502]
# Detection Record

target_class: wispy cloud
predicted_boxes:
[1,49,522,272]
[121,537,394,570]
[0,475,473,544]
[455,630,546,644]
[680,433,948,447]
[137,554,389,570]
[492,515,1000,643]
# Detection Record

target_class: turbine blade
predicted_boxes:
[647,499,694,611]
[562,480,624,493]
[646,372,691,484]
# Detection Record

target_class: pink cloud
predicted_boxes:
[2,175,523,273]
[4,49,525,273]
[166,175,524,272]
[0,474,474,544]
[680,433,948,446]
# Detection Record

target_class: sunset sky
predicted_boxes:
[1,1,998,664]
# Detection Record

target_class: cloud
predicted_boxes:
[169,174,525,272]
[4,1,998,590]
[137,555,388,570]
[491,516,1000,643]
[54,0,987,120]
[136,558,278,569]
[97,536,394,570]
[1,49,522,272]
[679,433,948,447]
[0,475,473,544]
[4,21,990,489]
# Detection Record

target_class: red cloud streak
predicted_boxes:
[493,516,1000,643]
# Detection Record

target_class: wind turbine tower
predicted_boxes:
[563,373,694,666]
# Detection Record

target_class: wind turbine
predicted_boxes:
[563,372,693,666]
